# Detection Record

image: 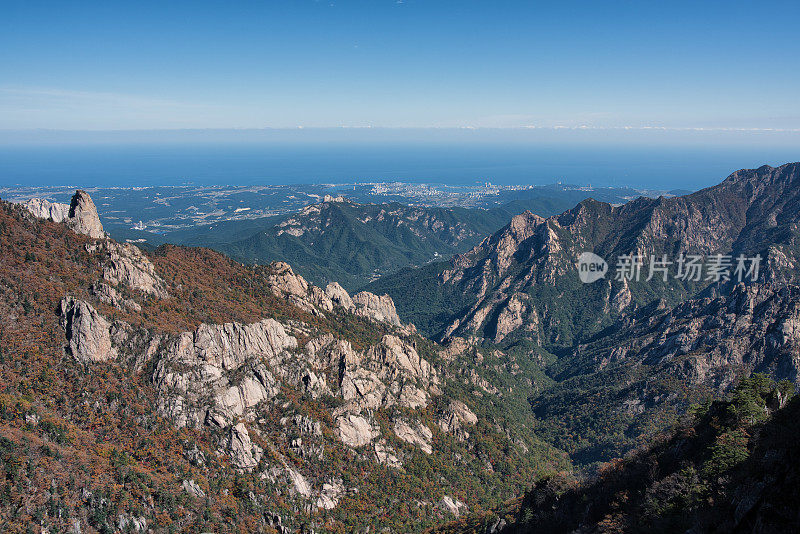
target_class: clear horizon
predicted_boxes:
[3,1,800,138]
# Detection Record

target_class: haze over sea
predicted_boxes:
[1,139,797,191]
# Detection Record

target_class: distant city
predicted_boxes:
[1,180,675,239]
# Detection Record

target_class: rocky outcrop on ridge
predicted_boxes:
[59,297,117,363]
[571,282,800,391]
[20,190,169,301]
[422,163,800,345]
[265,260,407,327]
[352,291,403,326]
[0,190,564,533]
[100,241,169,298]
[152,318,291,428]
[21,197,70,223]
[21,190,107,239]
[89,282,142,312]
[67,189,106,239]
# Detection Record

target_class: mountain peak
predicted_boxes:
[20,189,106,239]
[68,189,106,239]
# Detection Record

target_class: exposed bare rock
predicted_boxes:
[116,514,147,532]
[394,418,433,454]
[67,190,106,239]
[184,318,297,369]
[325,282,354,310]
[430,164,800,345]
[398,383,430,409]
[335,414,380,448]
[352,291,402,326]
[468,368,499,395]
[337,334,439,413]
[280,414,323,437]
[438,336,477,362]
[267,261,311,299]
[20,190,107,238]
[778,312,800,345]
[369,334,435,383]
[438,495,468,517]
[59,297,117,363]
[611,277,632,312]
[315,479,345,510]
[265,261,334,313]
[438,400,478,436]
[374,440,403,468]
[89,282,141,312]
[340,367,387,411]
[20,198,69,222]
[265,262,412,329]
[285,466,313,498]
[493,292,529,342]
[226,423,263,470]
[102,241,168,298]
[181,479,206,499]
[152,319,290,428]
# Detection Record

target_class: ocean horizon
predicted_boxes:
[0,142,797,191]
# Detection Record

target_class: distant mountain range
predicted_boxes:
[152,189,649,290]
[174,197,578,290]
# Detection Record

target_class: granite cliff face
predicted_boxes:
[21,189,107,239]
[68,271,490,518]
[432,163,800,345]
[21,197,70,222]
[370,163,800,469]
[265,260,405,327]
[67,190,107,239]
[59,297,118,363]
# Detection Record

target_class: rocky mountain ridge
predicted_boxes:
[436,163,800,345]
[0,190,567,532]
[367,163,800,468]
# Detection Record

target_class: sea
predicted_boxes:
[0,142,797,191]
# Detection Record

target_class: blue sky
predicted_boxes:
[2,0,799,136]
